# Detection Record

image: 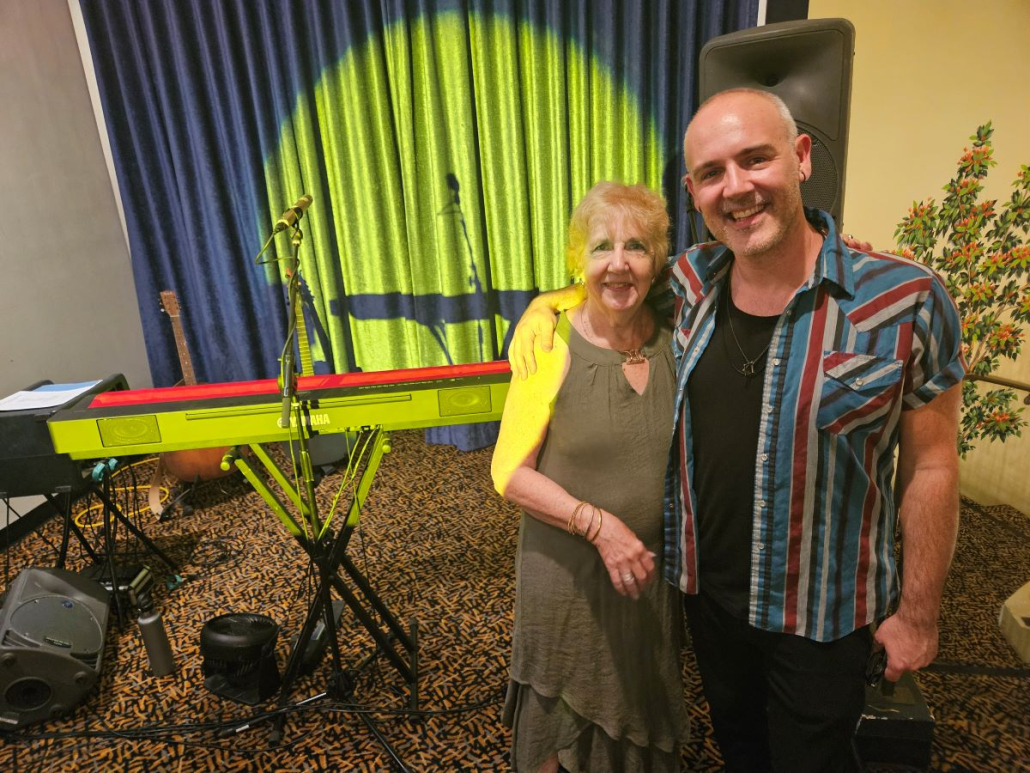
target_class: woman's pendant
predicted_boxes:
[621,348,646,365]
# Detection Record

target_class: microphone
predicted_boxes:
[445,173,460,205]
[273,194,313,232]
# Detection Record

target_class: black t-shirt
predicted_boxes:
[686,286,778,618]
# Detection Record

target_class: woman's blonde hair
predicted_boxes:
[565,182,670,281]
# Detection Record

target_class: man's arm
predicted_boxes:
[874,383,962,681]
[507,285,585,379]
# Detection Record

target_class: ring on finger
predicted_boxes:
[621,572,635,584]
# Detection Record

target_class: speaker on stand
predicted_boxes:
[698,18,856,229]
[0,567,110,728]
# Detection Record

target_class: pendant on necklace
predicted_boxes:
[621,348,647,365]
[741,360,758,377]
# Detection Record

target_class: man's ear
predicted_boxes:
[684,175,699,211]
[795,132,813,181]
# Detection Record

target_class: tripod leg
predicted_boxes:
[326,573,415,683]
[320,573,350,696]
[358,712,412,773]
[341,555,415,651]
[100,478,126,624]
[409,617,419,711]
[270,546,335,743]
[91,482,179,573]
[49,490,99,568]
[53,489,73,569]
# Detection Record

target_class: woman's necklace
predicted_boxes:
[724,281,773,378]
[580,308,651,364]
[620,347,647,365]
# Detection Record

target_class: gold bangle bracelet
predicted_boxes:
[588,506,603,543]
[567,501,589,535]
[584,506,598,540]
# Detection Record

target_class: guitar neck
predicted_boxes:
[169,315,197,386]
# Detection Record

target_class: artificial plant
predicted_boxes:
[894,122,1030,455]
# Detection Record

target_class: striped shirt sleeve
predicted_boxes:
[903,273,966,408]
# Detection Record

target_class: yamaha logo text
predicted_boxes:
[277,413,331,429]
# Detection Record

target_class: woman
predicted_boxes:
[492,181,688,772]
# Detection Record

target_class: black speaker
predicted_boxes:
[699,18,856,227]
[854,672,935,768]
[0,568,110,728]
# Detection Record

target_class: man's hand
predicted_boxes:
[508,304,559,380]
[873,611,938,682]
[508,285,585,379]
[842,233,873,251]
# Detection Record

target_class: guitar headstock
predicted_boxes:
[160,290,181,318]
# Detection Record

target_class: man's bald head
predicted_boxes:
[680,87,812,260]
[684,88,798,173]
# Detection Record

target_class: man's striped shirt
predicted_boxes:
[662,209,965,642]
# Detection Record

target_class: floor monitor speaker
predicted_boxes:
[0,567,110,728]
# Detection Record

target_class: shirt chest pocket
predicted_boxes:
[817,351,905,434]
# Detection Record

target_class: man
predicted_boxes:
[508,88,964,772]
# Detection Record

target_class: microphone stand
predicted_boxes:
[257,222,409,769]
[279,226,302,434]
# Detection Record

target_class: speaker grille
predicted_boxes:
[438,386,492,418]
[0,568,109,728]
[698,19,855,226]
[98,415,162,447]
[5,677,53,711]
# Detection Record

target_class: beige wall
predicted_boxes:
[0,0,151,518]
[809,0,1030,513]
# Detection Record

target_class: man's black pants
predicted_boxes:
[684,591,872,773]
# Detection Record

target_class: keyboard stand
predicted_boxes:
[224,428,418,746]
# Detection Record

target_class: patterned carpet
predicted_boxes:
[0,430,1027,771]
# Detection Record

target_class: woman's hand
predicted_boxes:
[591,511,656,600]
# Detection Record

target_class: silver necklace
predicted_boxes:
[724,283,772,378]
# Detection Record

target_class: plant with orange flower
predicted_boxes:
[895,123,1030,455]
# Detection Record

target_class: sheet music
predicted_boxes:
[0,381,101,412]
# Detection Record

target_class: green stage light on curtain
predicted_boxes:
[261,10,666,374]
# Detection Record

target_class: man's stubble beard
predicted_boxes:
[707,182,805,260]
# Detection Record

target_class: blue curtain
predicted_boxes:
[78,0,757,449]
